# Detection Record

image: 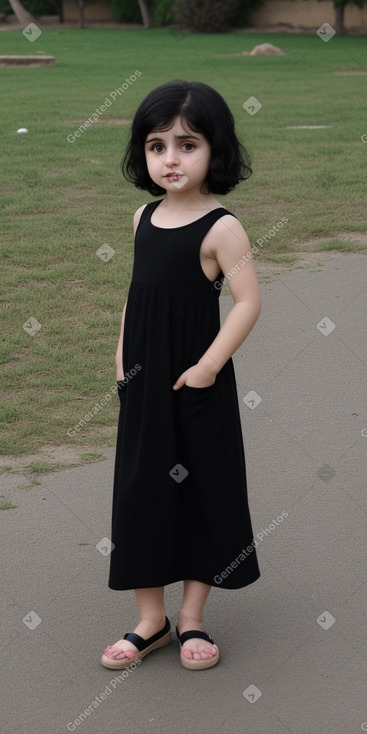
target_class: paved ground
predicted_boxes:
[1,254,367,734]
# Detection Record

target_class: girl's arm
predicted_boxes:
[115,302,126,381]
[173,215,261,389]
[116,204,147,381]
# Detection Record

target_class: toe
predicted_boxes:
[197,647,216,660]
[104,645,138,660]
[103,650,118,659]
[123,649,137,659]
[113,651,128,660]
[180,631,218,662]
[114,648,137,660]
[108,649,126,660]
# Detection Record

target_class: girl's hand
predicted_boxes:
[173,360,217,390]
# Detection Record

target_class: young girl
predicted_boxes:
[101,80,261,671]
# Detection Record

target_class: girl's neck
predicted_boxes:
[160,190,218,212]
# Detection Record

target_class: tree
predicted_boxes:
[7,0,36,24]
[50,0,63,22]
[137,0,150,27]
[76,0,84,28]
[319,0,366,35]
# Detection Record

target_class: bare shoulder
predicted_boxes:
[206,213,251,254]
[133,204,148,235]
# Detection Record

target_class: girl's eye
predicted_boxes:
[149,142,196,153]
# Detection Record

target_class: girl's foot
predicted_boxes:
[176,614,218,661]
[103,615,167,661]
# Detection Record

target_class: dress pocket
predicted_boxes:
[182,383,216,391]
[176,380,222,469]
[178,381,218,419]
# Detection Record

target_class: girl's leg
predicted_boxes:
[177,580,218,661]
[103,586,166,660]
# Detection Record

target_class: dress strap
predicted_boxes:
[138,199,162,228]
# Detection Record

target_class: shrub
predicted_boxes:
[108,0,176,25]
[107,0,141,23]
[0,0,56,14]
[176,0,241,33]
[151,0,176,25]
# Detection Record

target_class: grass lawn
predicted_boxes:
[0,28,366,458]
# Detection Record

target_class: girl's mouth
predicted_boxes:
[165,173,181,182]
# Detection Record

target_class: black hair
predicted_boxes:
[121,80,252,196]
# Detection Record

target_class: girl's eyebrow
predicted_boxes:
[145,134,201,144]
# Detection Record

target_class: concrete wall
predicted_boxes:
[249,0,367,33]
[62,0,367,32]
[63,1,113,22]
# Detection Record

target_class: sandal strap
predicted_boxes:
[176,626,214,646]
[123,616,170,652]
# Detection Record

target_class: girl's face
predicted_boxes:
[144,117,211,194]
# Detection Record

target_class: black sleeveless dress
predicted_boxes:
[108,199,260,590]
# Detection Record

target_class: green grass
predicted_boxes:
[317,240,366,251]
[0,500,18,510]
[1,29,366,456]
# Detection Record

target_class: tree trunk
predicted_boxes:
[76,0,84,28]
[8,0,36,24]
[56,0,64,23]
[335,0,347,35]
[137,0,150,28]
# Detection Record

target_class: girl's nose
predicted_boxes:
[164,147,180,167]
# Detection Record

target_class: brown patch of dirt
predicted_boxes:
[254,233,367,281]
[242,43,285,56]
[292,232,367,250]
[0,443,113,473]
[334,71,367,76]
[0,55,55,67]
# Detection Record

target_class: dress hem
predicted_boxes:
[108,570,261,592]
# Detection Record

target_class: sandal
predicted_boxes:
[175,625,219,670]
[101,616,171,670]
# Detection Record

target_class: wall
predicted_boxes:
[63,1,113,22]
[249,0,367,33]
[62,0,367,31]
